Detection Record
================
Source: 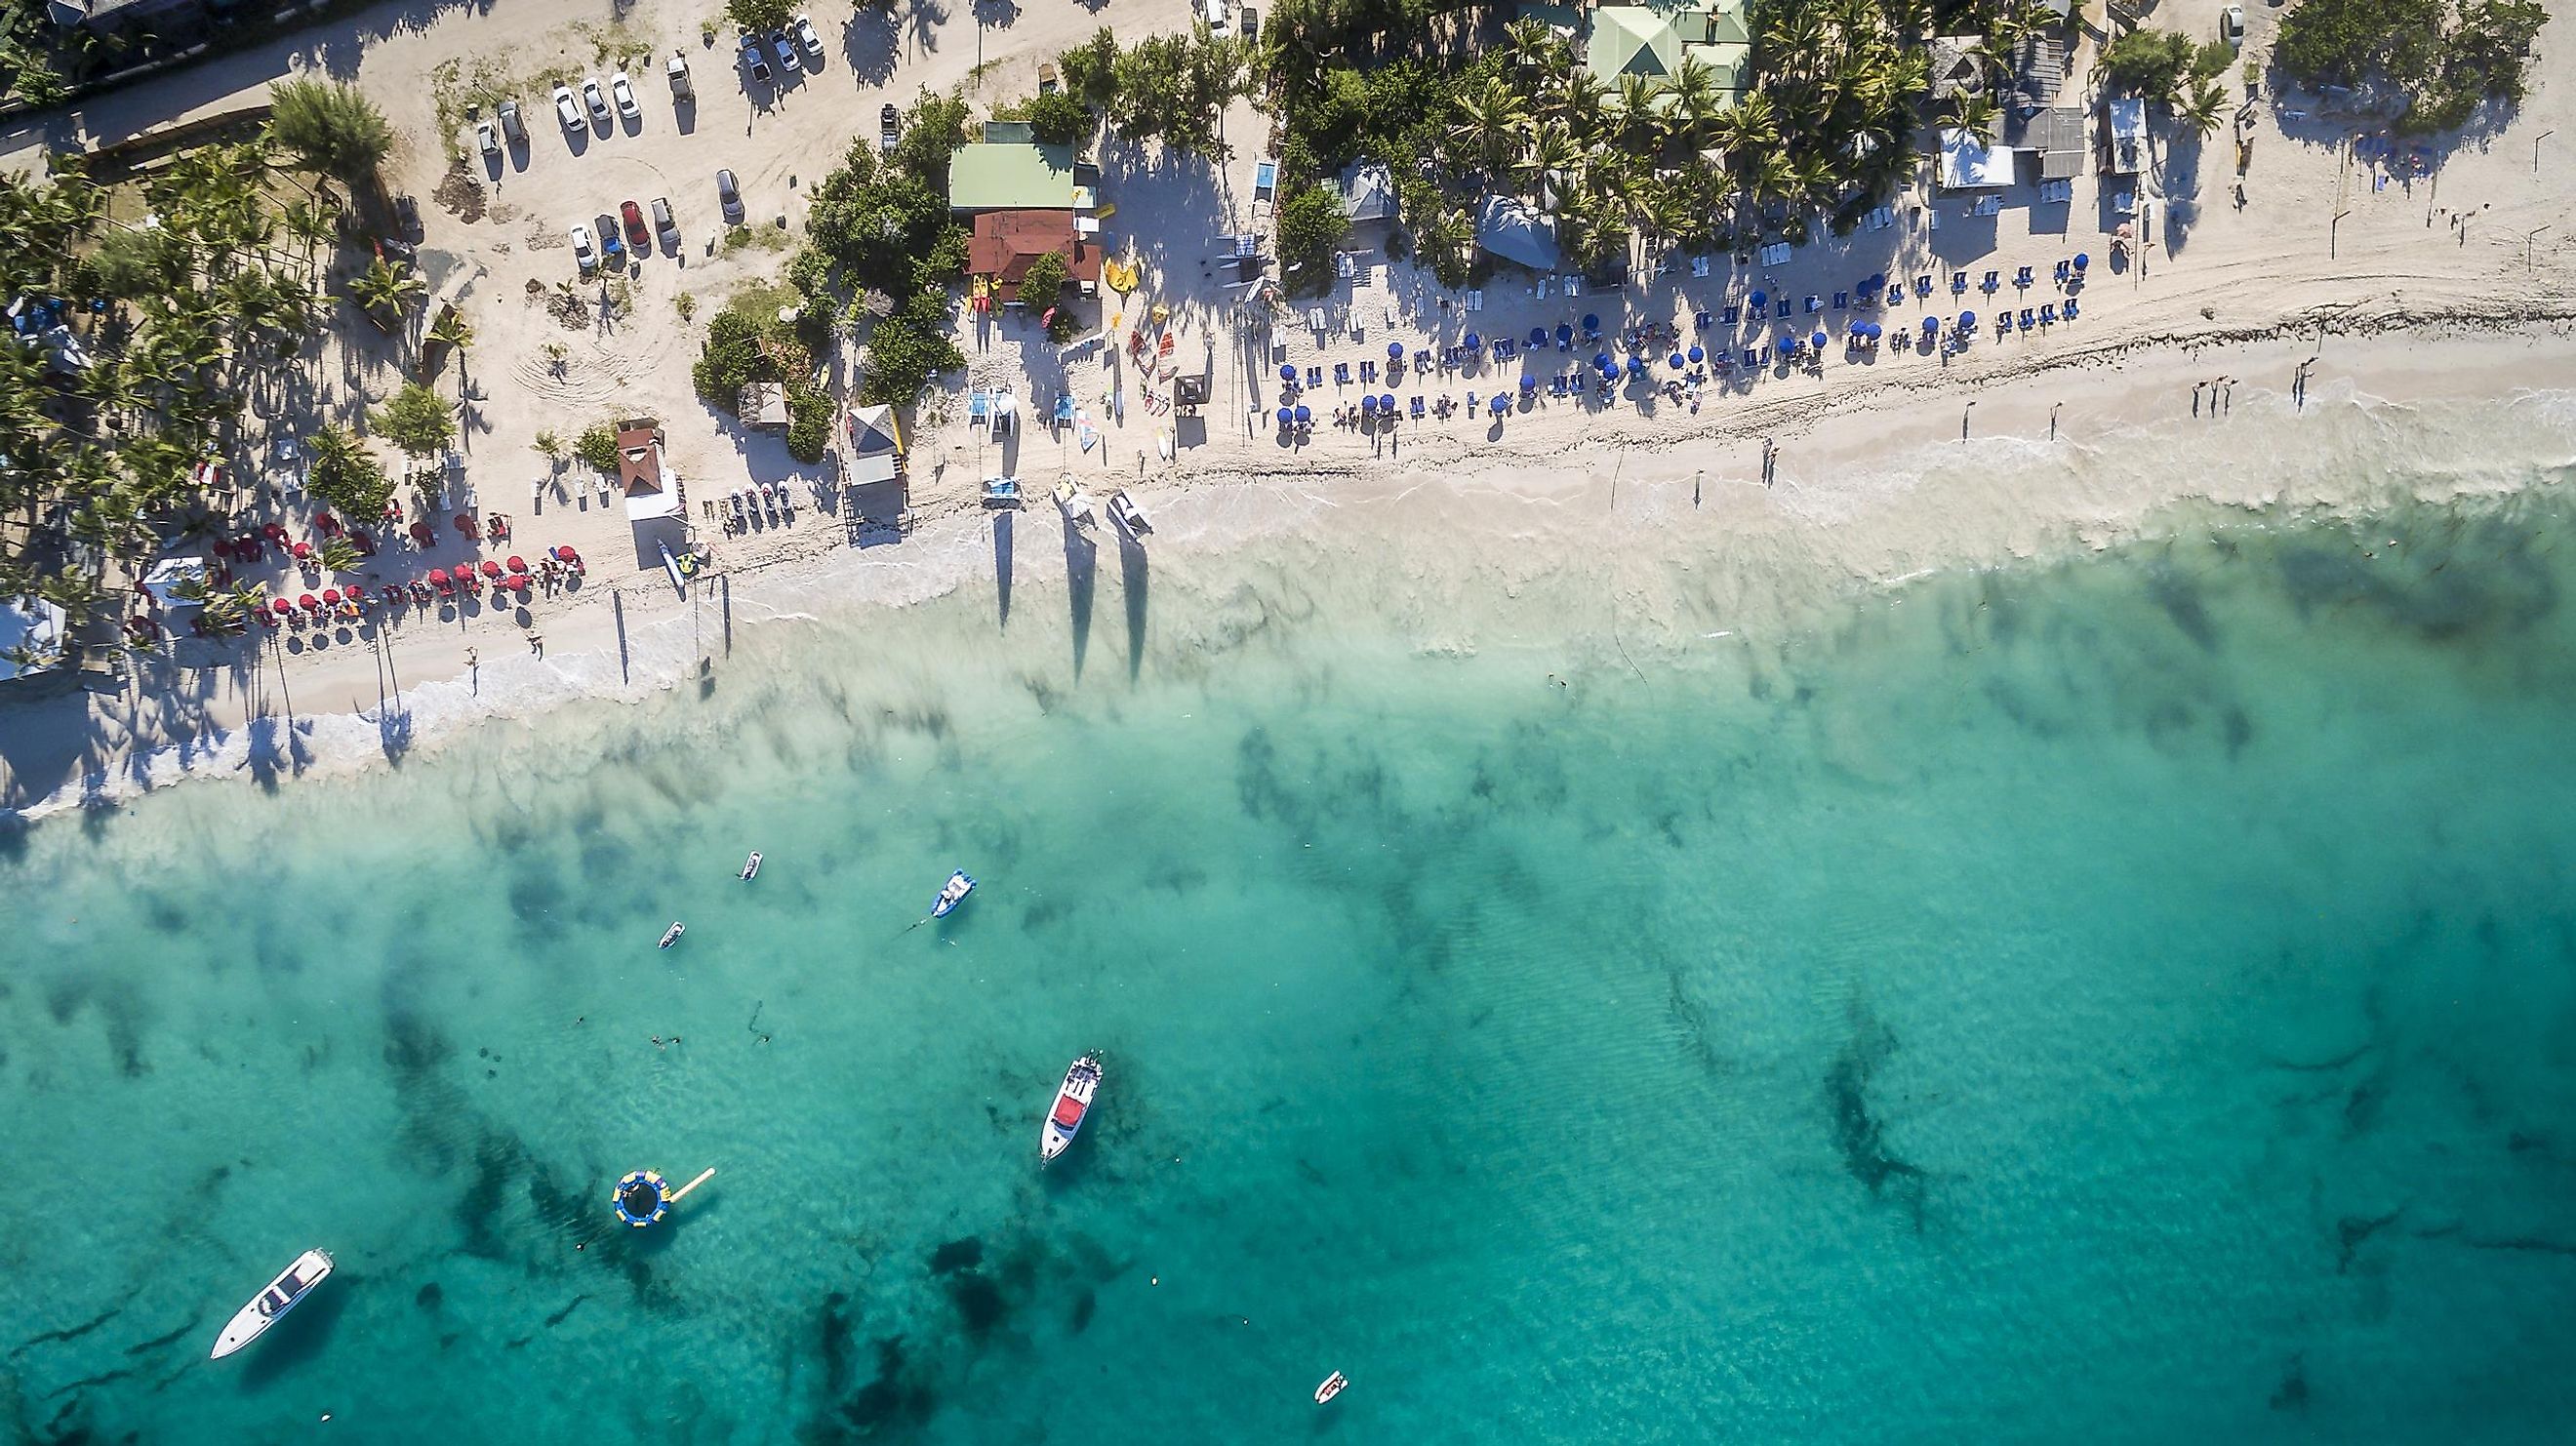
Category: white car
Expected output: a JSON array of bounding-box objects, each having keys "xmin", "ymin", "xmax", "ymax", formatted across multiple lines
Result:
[
  {"xmin": 772, "ymin": 33, "xmax": 799, "ymax": 74},
  {"xmin": 582, "ymin": 77, "xmax": 610, "ymax": 123},
  {"xmin": 2220, "ymin": 4, "xmax": 2245, "ymax": 45},
  {"xmin": 552, "ymin": 84, "xmax": 582, "ymax": 132},
  {"xmin": 570, "ymin": 222, "xmax": 597, "ymax": 272},
  {"xmin": 475, "ymin": 118, "xmax": 499, "ymax": 156},
  {"xmin": 611, "ymin": 71, "xmax": 638, "ymax": 119},
  {"xmin": 1204, "ymin": 0, "xmax": 1230, "ymax": 35},
  {"xmin": 791, "ymin": 14, "xmax": 824, "ymax": 55}
]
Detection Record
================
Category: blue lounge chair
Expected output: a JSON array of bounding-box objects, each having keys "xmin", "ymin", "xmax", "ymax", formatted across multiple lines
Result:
[
  {"xmin": 1914, "ymin": 275, "xmax": 1933, "ymax": 298},
  {"xmin": 1549, "ymin": 375, "xmax": 1569, "ymax": 398},
  {"xmin": 1360, "ymin": 359, "xmax": 1378, "ymax": 383},
  {"xmin": 2054, "ymin": 261, "xmax": 2071, "ymax": 284},
  {"xmin": 1722, "ymin": 304, "xmax": 1741, "ymax": 325},
  {"xmin": 1804, "ymin": 295, "xmax": 1822, "ymax": 312},
  {"xmin": 2015, "ymin": 265, "xmax": 2033, "ymax": 289},
  {"xmin": 2019, "ymin": 308, "xmax": 2033, "ymax": 329},
  {"xmin": 1982, "ymin": 270, "xmax": 2000, "ymax": 294},
  {"xmin": 1775, "ymin": 299, "xmax": 1791, "ymax": 318},
  {"xmin": 1305, "ymin": 366, "xmax": 1322, "ymax": 388},
  {"xmin": 1952, "ymin": 274, "xmax": 1968, "ymax": 296},
  {"xmin": 1831, "ymin": 292, "xmax": 1848, "ymax": 310},
  {"xmin": 1410, "ymin": 395, "xmax": 1427, "ymax": 419},
  {"xmin": 2063, "ymin": 298, "xmax": 2080, "ymax": 320},
  {"xmin": 1414, "ymin": 349, "xmax": 1432, "ymax": 372},
  {"xmin": 1333, "ymin": 362, "xmax": 1351, "ymax": 386},
  {"xmin": 1886, "ymin": 285, "xmax": 1904, "ymax": 306},
  {"xmin": 2040, "ymin": 303, "xmax": 2057, "ymax": 324},
  {"xmin": 968, "ymin": 391, "xmax": 991, "ymax": 427}
]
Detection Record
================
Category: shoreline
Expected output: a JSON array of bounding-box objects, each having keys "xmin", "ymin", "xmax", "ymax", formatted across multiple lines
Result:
[{"xmin": 5, "ymin": 315, "xmax": 2571, "ymax": 825}]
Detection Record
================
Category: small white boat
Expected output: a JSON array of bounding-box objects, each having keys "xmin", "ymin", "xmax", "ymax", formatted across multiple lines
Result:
[
  {"xmin": 930, "ymin": 870, "xmax": 975, "ymax": 919},
  {"xmin": 210, "ymin": 1249, "xmax": 334, "ymax": 1360},
  {"xmin": 658, "ymin": 921, "xmax": 685, "ymax": 949},
  {"xmin": 739, "ymin": 852, "xmax": 761, "ymax": 881},
  {"xmin": 1315, "ymin": 1370, "xmax": 1348, "ymax": 1405},
  {"xmin": 1107, "ymin": 490, "xmax": 1151, "ymax": 539},
  {"xmin": 1053, "ymin": 481, "xmax": 1096, "ymax": 529},
  {"xmin": 1041, "ymin": 1053, "xmax": 1103, "ymax": 1161}
]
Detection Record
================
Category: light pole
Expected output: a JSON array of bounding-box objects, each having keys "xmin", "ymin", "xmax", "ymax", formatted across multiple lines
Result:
[
  {"xmin": 2527, "ymin": 224, "xmax": 2553, "ymax": 269},
  {"xmin": 2538, "ymin": 131, "xmax": 2555, "ymax": 173}
]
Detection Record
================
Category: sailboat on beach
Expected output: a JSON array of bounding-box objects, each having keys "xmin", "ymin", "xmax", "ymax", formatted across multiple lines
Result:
[{"xmin": 1041, "ymin": 1053, "xmax": 1103, "ymax": 1162}]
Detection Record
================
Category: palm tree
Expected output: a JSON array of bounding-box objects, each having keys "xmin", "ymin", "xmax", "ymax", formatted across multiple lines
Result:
[
  {"xmin": 1500, "ymin": 16, "xmax": 1557, "ymax": 74},
  {"xmin": 1446, "ymin": 77, "xmax": 1525, "ymax": 180},
  {"xmin": 279, "ymin": 199, "xmax": 338, "ymax": 283},
  {"xmin": 2177, "ymin": 79, "xmax": 2229, "ymax": 140},
  {"xmin": 1949, "ymin": 93, "xmax": 2003, "ymax": 143},
  {"xmin": 426, "ymin": 307, "xmax": 476, "ymax": 381},
  {"xmin": 347, "ymin": 256, "xmax": 423, "ymax": 331}
]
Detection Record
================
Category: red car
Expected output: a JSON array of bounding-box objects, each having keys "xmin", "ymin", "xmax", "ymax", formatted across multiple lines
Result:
[{"xmin": 620, "ymin": 200, "xmax": 650, "ymax": 251}]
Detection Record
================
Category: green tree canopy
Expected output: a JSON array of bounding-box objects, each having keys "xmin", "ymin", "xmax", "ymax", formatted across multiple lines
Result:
[
  {"xmin": 368, "ymin": 382, "xmax": 456, "ymax": 457},
  {"xmin": 728, "ymin": 0, "xmax": 793, "ymax": 32},
  {"xmin": 1021, "ymin": 91, "xmax": 1094, "ymax": 147},
  {"xmin": 576, "ymin": 423, "xmax": 621, "ymax": 472},
  {"xmin": 1277, "ymin": 186, "xmax": 1350, "ymax": 297},
  {"xmin": 1017, "ymin": 248, "xmax": 1071, "ymax": 303},
  {"xmin": 858, "ymin": 291, "xmax": 963, "ymax": 407},
  {"xmin": 266, "ymin": 78, "xmax": 394, "ymax": 183},
  {"xmin": 306, "ymin": 424, "xmax": 391, "ymax": 519},
  {"xmin": 2276, "ymin": 0, "xmax": 2547, "ymax": 133}
]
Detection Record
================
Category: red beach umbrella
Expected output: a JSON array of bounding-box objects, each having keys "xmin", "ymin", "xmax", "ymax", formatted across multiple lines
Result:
[
  {"xmin": 505, "ymin": 555, "xmax": 526, "ymax": 574},
  {"xmin": 503, "ymin": 573, "xmax": 531, "ymax": 592},
  {"xmin": 479, "ymin": 560, "xmax": 502, "ymax": 579},
  {"xmin": 409, "ymin": 521, "xmax": 434, "ymax": 546},
  {"xmin": 427, "ymin": 567, "xmax": 448, "ymax": 585},
  {"xmin": 314, "ymin": 512, "xmax": 340, "ymax": 536},
  {"xmin": 270, "ymin": 598, "xmax": 293, "ymax": 616},
  {"xmin": 299, "ymin": 593, "xmax": 320, "ymax": 612},
  {"xmin": 322, "ymin": 588, "xmax": 341, "ymax": 605},
  {"xmin": 455, "ymin": 515, "xmax": 479, "ymax": 539},
  {"xmin": 262, "ymin": 523, "xmax": 288, "ymax": 541},
  {"xmin": 291, "ymin": 541, "xmax": 312, "ymax": 559}
]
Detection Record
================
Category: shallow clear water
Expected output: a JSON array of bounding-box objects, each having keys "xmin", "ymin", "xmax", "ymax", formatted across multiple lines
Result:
[{"xmin": 6, "ymin": 456, "xmax": 2576, "ymax": 1442}]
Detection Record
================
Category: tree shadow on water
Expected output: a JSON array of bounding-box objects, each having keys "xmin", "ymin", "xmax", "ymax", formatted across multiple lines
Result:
[
  {"xmin": 1064, "ymin": 521, "xmax": 1096, "ymax": 680},
  {"xmin": 1116, "ymin": 532, "xmax": 1147, "ymax": 682}
]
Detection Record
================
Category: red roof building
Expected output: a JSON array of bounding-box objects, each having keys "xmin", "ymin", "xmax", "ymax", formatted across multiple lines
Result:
[{"xmin": 967, "ymin": 210, "xmax": 1100, "ymax": 303}]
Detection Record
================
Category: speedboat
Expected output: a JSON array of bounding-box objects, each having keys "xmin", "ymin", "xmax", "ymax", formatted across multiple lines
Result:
[
  {"xmin": 930, "ymin": 870, "xmax": 975, "ymax": 919},
  {"xmin": 739, "ymin": 851, "xmax": 761, "ymax": 881},
  {"xmin": 210, "ymin": 1249, "xmax": 334, "ymax": 1360},
  {"xmin": 1107, "ymin": 490, "xmax": 1151, "ymax": 538},
  {"xmin": 1053, "ymin": 481, "xmax": 1096, "ymax": 529},
  {"xmin": 1315, "ymin": 1370, "xmax": 1348, "ymax": 1405},
  {"xmin": 1041, "ymin": 1053, "xmax": 1103, "ymax": 1162},
  {"xmin": 658, "ymin": 921, "xmax": 685, "ymax": 949}
]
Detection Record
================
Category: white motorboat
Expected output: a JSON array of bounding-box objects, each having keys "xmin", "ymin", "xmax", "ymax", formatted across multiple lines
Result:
[
  {"xmin": 1040, "ymin": 1053, "xmax": 1103, "ymax": 1162},
  {"xmin": 1107, "ymin": 490, "xmax": 1151, "ymax": 538},
  {"xmin": 930, "ymin": 870, "xmax": 976, "ymax": 919},
  {"xmin": 1315, "ymin": 1370, "xmax": 1348, "ymax": 1405},
  {"xmin": 210, "ymin": 1249, "xmax": 334, "ymax": 1360},
  {"xmin": 658, "ymin": 921, "xmax": 685, "ymax": 949},
  {"xmin": 739, "ymin": 851, "xmax": 761, "ymax": 881},
  {"xmin": 1053, "ymin": 481, "xmax": 1096, "ymax": 529}
]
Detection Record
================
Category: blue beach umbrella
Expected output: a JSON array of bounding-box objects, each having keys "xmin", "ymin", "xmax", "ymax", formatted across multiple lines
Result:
[
  {"xmin": 1294, "ymin": 404, "xmax": 1311, "ymax": 424},
  {"xmin": 1387, "ymin": 341, "xmax": 1405, "ymax": 361},
  {"xmin": 1811, "ymin": 331, "xmax": 1828, "ymax": 350},
  {"xmin": 1554, "ymin": 323, "xmax": 1573, "ymax": 347},
  {"xmin": 1279, "ymin": 364, "xmax": 1297, "ymax": 382},
  {"xmin": 1528, "ymin": 328, "xmax": 1548, "ymax": 346},
  {"xmin": 1921, "ymin": 316, "xmax": 1940, "ymax": 336},
  {"xmin": 2073, "ymin": 253, "xmax": 2089, "ymax": 271},
  {"xmin": 1582, "ymin": 313, "xmax": 1601, "ymax": 335},
  {"xmin": 1776, "ymin": 339, "xmax": 1795, "ymax": 359},
  {"xmin": 1626, "ymin": 356, "xmax": 1647, "ymax": 377},
  {"xmin": 1463, "ymin": 331, "xmax": 1481, "ymax": 350},
  {"xmin": 1687, "ymin": 344, "xmax": 1705, "ymax": 363},
  {"xmin": 1359, "ymin": 394, "xmax": 1377, "ymax": 413},
  {"xmin": 1958, "ymin": 311, "xmax": 1977, "ymax": 329},
  {"xmin": 1669, "ymin": 352, "xmax": 1686, "ymax": 370},
  {"xmin": 1749, "ymin": 290, "xmax": 1767, "ymax": 310},
  {"xmin": 1490, "ymin": 394, "xmax": 1509, "ymax": 415},
  {"xmin": 1519, "ymin": 373, "xmax": 1539, "ymax": 391},
  {"xmin": 1276, "ymin": 406, "xmax": 1294, "ymax": 425},
  {"xmin": 1379, "ymin": 393, "xmax": 1395, "ymax": 412},
  {"xmin": 1592, "ymin": 352, "xmax": 1612, "ymax": 371}
]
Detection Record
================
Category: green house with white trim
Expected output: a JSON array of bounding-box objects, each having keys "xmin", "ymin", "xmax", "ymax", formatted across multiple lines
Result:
[{"xmin": 1519, "ymin": 0, "xmax": 1753, "ymax": 98}]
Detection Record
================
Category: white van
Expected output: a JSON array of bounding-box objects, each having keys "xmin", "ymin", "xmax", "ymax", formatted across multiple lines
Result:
[
  {"xmin": 1204, "ymin": 0, "xmax": 1230, "ymax": 35},
  {"xmin": 666, "ymin": 52, "xmax": 693, "ymax": 101}
]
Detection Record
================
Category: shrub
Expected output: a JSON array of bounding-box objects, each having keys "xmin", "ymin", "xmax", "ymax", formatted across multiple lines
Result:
[
  {"xmin": 1017, "ymin": 248, "xmax": 1070, "ymax": 304},
  {"xmin": 306, "ymin": 424, "xmax": 391, "ymax": 520},
  {"xmin": 858, "ymin": 291, "xmax": 964, "ymax": 406},
  {"xmin": 1022, "ymin": 91, "xmax": 1094, "ymax": 146},
  {"xmin": 1277, "ymin": 185, "xmax": 1350, "ymax": 298},
  {"xmin": 692, "ymin": 310, "xmax": 768, "ymax": 413},
  {"xmin": 367, "ymin": 382, "xmax": 456, "ymax": 457},
  {"xmin": 2101, "ymin": 30, "xmax": 2198, "ymax": 101},
  {"xmin": 785, "ymin": 383, "xmax": 832, "ymax": 463},
  {"xmin": 575, "ymin": 422, "xmax": 621, "ymax": 473},
  {"xmin": 267, "ymin": 78, "xmax": 393, "ymax": 182}
]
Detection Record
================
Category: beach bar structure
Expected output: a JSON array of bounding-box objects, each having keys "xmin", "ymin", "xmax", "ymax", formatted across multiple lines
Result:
[
  {"xmin": 967, "ymin": 210, "xmax": 1102, "ymax": 303},
  {"xmin": 948, "ymin": 123, "xmax": 1101, "ymax": 223},
  {"xmin": 844, "ymin": 404, "xmax": 905, "ymax": 487},
  {"xmin": 617, "ymin": 420, "xmax": 687, "ymax": 570}
]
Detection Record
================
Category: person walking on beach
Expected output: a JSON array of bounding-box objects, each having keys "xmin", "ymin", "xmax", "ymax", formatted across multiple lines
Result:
[{"xmin": 464, "ymin": 646, "xmax": 477, "ymax": 669}]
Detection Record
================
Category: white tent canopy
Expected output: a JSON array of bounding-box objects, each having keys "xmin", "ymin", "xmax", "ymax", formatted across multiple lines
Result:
[{"xmin": 1938, "ymin": 128, "xmax": 2016, "ymax": 190}]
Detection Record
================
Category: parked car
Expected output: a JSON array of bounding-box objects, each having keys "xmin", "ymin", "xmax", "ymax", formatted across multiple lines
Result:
[
  {"xmin": 740, "ymin": 34, "xmax": 771, "ymax": 85},
  {"xmin": 1204, "ymin": 0, "xmax": 1230, "ymax": 36},
  {"xmin": 582, "ymin": 77, "xmax": 610, "ymax": 122},
  {"xmin": 879, "ymin": 101, "xmax": 900, "ymax": 154},
  {"xmin": 1240, "ymin": 5, "xmax": 1258, "ymax": 41},
  {"xmin": 620, "ymin": 200, "xmax": 650, "ymax": 250},
  {"xmin": 570, "ymin": 222, "xmax": 597, "ymax": 271},
  {"xmin": 2220, "ymin": 4, "xmax": 2245, "ymax": 45},
  {"xmin": 650, "ymin": 196, "xmax": 678, "ymax": 249},
  {"xmin": 497, "ymin": 99, "xmax": 525, "ymax": 145},
  {"xmin": 392, "ymin": 194, "xmax": 421, "ymax": 238},
  {"xmin": 594, "ymin": 213, "xmax": 625, "ymax": 262},
  {"xmin": 611, "ymin": 72, "xmax": 638, "ymax": 120},
  {"xmin": 716, "ymin": 168, "xmax": 745, "ymax": 224},
  {"xmin": 772, "ymin": 33, "xmax": 799, "ymax": 75},
  {"xmin": 475, "ymin": 119, "xmax": 499, "ymax": 156},
  {"xmin": 791, "ymin": 13, "xmax": 824, "ymax": 55},
  {"xmin": 666, "ymin": 52, "xmax": 693, "ymax": 101},
  {"xmin": 552, "ymin": 84, "xmax": 582, "ymax": 132}
]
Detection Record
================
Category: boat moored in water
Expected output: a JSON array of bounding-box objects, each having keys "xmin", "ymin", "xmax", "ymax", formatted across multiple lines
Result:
[
  {"xmin": 1315, "ymin": 1371, "xmax": 1348, "ymax": 1405},
  {"xmin": 210, "ymin": 1249, "xmax": 334, "ymax": 1360},
  {"xmin": 930, "ymin": 870, "xmax": 976, "ymax": 919},
  {"xmin": 1041, "ymin": 1053, "xmax": 1103, "ymax": 1162},
  {"xmin": 740, "ymin": 852, "xmax": 761, "ymax": 881},
  {"xmin": 658, "ymin": 921, "xmax": 686, "ymax": 948}
]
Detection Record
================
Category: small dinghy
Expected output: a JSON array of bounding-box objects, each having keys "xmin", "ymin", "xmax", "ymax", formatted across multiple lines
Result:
[
  {"xmin": 1107, "ymin": 490, "xmax": 1151, "ymax": 539},
  {"xmin": 1315, "ymin": 1371, "xmax": 1348, "ymax": 1405},
  {"xmin": 1041, "ymin": 1053, "xmax": 1103, "ymax": 1162},
  {"xmin": 211, "ymin": 1249, "xmax": 334, "ymax": 1360},
  {"xmin": 930, "ymin": 870, "xmax": 976, "ymax": 919},
  {"xmin": 739, "ymin": 852, "xmax": 761, "ymax": 881},
  {"xmin": 658, "ymin": 921, "xmax": 686, "ymax": 949}
]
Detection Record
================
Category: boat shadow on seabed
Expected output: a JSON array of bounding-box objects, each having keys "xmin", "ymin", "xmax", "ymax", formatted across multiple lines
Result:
[{"xmin": 235, "ymin": 1272, "xmax": 352, "ymax": 1392}]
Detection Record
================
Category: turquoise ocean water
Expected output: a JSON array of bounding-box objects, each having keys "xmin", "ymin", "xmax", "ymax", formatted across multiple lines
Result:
[{"xmin": 6, "ymin": 420, "xmax": 2576, "ymax": 1442}]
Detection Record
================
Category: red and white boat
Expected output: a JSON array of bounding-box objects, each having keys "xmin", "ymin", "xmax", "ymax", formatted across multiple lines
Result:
[
  {"xmin": 1040, "ymin": 1053, "xmax": 1103, "ymax": 1162},
  {"xmin": 1315, "ymin": 1370, "xmax": 1348, "ymax": 1405}
]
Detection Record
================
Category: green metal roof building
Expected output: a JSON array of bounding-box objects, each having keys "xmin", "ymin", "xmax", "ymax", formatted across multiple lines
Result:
[
  {"xmin": 947, "ymin": 137, "xmax": 1086, "ymax": 215},
  {"xmin": 1519, "ymin": 0, "xmax": 1753, "ymax": 97}
]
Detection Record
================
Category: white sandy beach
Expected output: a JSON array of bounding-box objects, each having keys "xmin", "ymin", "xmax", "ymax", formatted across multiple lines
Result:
[{"xmin": 2, "ymin": 0, "xmax": 2572, "ymax": 816}]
